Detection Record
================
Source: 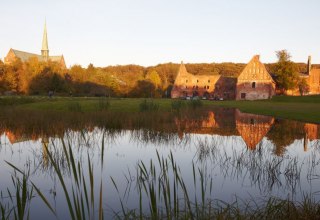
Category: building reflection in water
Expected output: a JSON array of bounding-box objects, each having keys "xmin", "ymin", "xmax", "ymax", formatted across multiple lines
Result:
[
  {"xmin": 1, "ymin": 109, "xmax": 319, "ymax": 157},
  {"xmin": 235, "ymin": 109, "xmax": 274, "ymax": 150}
]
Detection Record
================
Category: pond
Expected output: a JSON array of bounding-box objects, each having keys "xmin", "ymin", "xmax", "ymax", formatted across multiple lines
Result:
[{"xmin": 0, "ymin": 108, "xmax": 319, "ymax": 219}]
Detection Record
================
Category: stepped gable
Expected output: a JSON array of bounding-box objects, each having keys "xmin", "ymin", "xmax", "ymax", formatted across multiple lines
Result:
[
  {"xmin": 235, "ymin": 110, "xmax": 274, "ymax": 150},
  {"xmin": 236, "ymin": 55, "xmax": 276, "ymax": 100},
  {"xmin": 237, "ymin": 55, "xmax": 273, "ymax": 82}
]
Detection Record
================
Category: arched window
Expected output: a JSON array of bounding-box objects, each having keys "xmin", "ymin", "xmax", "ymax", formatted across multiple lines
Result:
[{"xmin": 252, "ymin": 82, "xmax": 256, "ymax": 88}]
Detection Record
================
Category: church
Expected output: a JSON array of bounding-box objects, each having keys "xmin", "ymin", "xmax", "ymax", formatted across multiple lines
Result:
[{"xmin": 4, "ymin": 22, "xmax": 66, "ymax": 68}]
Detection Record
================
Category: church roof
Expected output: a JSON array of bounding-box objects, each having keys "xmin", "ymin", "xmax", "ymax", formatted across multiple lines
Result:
[{"xmin": 10, "ymin": 49, "xmax": 64, "ymax": 63}]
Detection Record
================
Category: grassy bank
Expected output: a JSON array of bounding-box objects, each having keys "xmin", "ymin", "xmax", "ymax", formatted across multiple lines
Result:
[
  {"xmin": 0, "ymin": 95, "xmax": 319, "ymax": 123},
  {"xmin": 205, "ymin": 95, "xmax": 320, "ymax": 123}
]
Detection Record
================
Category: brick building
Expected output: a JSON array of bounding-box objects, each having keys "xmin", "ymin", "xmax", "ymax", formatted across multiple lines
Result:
[
  {"xmin": 4, "ymin": 22, "xmax": 66, "ymax": 68},
  {"xmin": 235, "ymin": 55, "xmax": 275, "ymax": 100},
  {"xmin": 171, "ymin": 55, "xmax": 275, "ymax": 100},
  {"xmin": 303, "ymin": 56, "xmax": 320, "ymax": 95},
  {"xmin": 171, "ymin": 62, "xmax": 236, "ymax": 99}
]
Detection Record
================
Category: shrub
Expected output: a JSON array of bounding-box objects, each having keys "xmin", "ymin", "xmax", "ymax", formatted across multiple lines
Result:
[
  {"xmin": 67, "ymin": 102, "xmax": 82, "ymax": 112},
  {"xmin": 97, "ymin": 98, "xmax": 110, "ymax": 111},
  {"xmin": 139, "ymin": 99, "xmax": 159, "ymax": 112},
  {"xmin": 187, "ymin": 99, "xmax": 203, "ymax": 109},
  {"xmin": 171, "ymin": 100, "xmax": 185, "ymax": 111}
]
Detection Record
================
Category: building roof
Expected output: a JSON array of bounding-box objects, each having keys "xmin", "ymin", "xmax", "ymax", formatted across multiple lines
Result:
[
  {"xmin": 10, "ymin": 49, "xmax": 64, "ymax": 63},
  {"xmin": 237, "ymin": 55, "xmax": 274, "ymax": 82}
]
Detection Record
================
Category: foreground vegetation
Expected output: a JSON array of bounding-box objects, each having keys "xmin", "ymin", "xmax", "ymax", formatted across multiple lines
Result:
[
  {"xmin": 1, "ymin": 143, "xmax": 320, "ymax": 220},
  {"xmin": 0, "ymin": 95, "xmax": 319, "ymax": 123}
]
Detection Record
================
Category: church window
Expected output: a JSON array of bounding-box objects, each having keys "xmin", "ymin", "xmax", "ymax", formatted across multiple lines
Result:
[{"xmin": 252, "ymin": 82, "xmax": 256, "ymax": 88}]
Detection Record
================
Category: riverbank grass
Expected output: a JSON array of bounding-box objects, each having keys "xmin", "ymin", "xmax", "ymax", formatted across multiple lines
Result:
[{"xmin": 0, "ymin": 95, "xmax": 319, "ymax": 123}]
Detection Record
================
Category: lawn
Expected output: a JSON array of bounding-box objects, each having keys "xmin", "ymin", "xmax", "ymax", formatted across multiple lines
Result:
[{"xmin": 0, "ymin": 95, "xmax": 319, "ymax": 123}]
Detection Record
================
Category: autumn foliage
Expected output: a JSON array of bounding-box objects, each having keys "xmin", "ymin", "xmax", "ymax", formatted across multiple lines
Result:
[{"xmin": 0, "ymin": 55, "xmax": 315, "ymax": 97}]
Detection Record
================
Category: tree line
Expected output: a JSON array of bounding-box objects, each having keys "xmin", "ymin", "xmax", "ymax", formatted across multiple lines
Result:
[{"xmin": 0, "ymin": 51, "xmax": 316, "ymax": 97}]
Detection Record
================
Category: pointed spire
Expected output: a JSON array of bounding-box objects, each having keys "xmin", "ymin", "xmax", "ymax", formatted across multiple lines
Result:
[
  {"xmin": 307, "ymin": 56, "xmax": 312, "ymax": 75},
  {"xmin": 41, "ymin": 21, "xmax": 49, "ymax": 60}
]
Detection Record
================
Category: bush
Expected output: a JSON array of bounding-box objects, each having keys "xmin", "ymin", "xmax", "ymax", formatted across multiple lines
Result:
[
  {"xmin": 67, "ymin": 102, "xmax": 82, "ymax": 112},
  {"xmin": 0, "ymin": 96, "xmax": 36, "ymax": 106},
  {"xmin": 139, "ymin": 99, "xmax": 159, "ymax": 112},
  {"xmin": 171, "ymin": 100, "xmax": 185, "ymax": 111},
  {"xmin": 97, "ymin": 98, "xmax": 110, "ymax": 111},
  {"xmin": 187, "ymin": 99, "xmax": 203, "ymax": 109}
]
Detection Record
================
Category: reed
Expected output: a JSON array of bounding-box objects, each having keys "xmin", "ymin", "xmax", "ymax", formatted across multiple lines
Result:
[
  {"xmin": 1, "ymin": 129, "xmax": 320, "ymax": 219},
  {"xmin": 0, "ymin": 162, "xmax": 34, "ymax": 220}
]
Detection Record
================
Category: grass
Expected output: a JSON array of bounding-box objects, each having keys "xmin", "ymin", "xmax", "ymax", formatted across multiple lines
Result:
[{"xmin": 0, "ymin": 95, "xmax": 319, "ymax": 123}]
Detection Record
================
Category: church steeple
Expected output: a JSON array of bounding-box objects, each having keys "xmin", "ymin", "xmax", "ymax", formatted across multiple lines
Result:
[{"xmin": 41, "ymin": 21, "xmax": 49, "ymax": 61}]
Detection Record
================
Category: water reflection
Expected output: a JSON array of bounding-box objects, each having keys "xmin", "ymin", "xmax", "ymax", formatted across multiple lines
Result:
[
  {"xmin": 1, "ymin": 108, "xmax": 319, "ymax": 155},
  {"xmin": 0, "ymin": 108, "xmax": 319, "ymax": 219},
  {"xmin": 235, "ymin": 110, "xmax": 275, "ymax": 150}
]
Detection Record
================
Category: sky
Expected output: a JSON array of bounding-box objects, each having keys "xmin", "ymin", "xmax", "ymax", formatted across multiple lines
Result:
[{"xmin": 0, "ymin": 0, "xmax": 320, "ymax": 67}]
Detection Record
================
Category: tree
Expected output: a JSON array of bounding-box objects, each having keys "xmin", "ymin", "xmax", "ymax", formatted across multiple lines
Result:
[
  {"xmin": 146, "ymin": 70, "xmax": 161, "ymax": 88},
  {"xmin": 298, "ymin": 78, "xmax": 310, "ymax": 96},
  {"xmin": 273, "ymin": 50, "xmax": 300, "ymax": 93}
]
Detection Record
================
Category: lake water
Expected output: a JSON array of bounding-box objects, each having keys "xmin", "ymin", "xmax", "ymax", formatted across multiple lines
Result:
[{"xmin": 0, "ymin": 108, "xmax": 319, "ymax": 219}]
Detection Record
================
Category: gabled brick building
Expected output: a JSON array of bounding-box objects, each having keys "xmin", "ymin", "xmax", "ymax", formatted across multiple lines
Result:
[
  {"xmin": 171, "ymin": 55, "xmax": 275, "ymax": 100},
  {"xmin": 236, "ymin": 55, "xmax": 275, "ymax": 100},
  {"xmin": 171, "ymin": 62, "xmax": 236, "ymax": 99}
]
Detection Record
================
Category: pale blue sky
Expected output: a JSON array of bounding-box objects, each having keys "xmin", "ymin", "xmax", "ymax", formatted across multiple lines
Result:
[{"xmin": 0, "ymin": 0, "xmax": 319, "ymax": 67}]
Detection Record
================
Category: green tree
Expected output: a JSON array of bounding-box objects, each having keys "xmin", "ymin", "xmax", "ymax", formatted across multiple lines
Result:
[
  {"xmin": 146, "ymin": 70, "xmax": 161, "ymax": 88},
  {"xmin": 298, "ymin": 78, "xmax": 310, "ymax": 96},
  {"xmin": 274, "ymin": 50, "xmax": 299, "ymax": 93}
]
